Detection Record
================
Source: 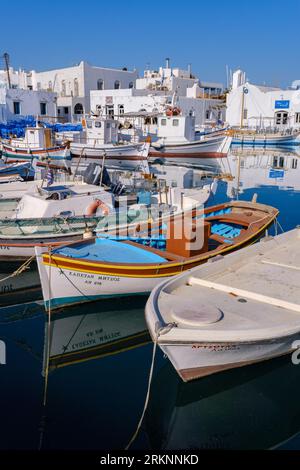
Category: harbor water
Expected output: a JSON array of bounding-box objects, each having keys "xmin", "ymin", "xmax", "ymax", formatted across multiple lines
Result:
[{"xmin": 1, "ymin": 147, "xmax": 300, "ymax": 450}]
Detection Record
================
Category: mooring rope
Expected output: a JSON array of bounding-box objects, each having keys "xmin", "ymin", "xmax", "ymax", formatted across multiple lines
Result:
[
  {"xmin": 38, "ymin": 246, "xmax": 52, "ymax": 450},
  {"xmin": 0, "ymin": 255, "xmax": 35, "ymax": 283},
  {"xmin": 125, "ymin": 322, "xmax": 176, "ymax": 450}
]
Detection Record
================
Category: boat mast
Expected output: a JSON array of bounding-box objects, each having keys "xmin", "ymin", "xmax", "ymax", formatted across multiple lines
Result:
[
  {"xmin": 240, "ymin": 86, "xmax": 248, "ymax": 129},
  {"xmin": 240, "ymin": 88, "xmax": 245, "ymax": 128}
]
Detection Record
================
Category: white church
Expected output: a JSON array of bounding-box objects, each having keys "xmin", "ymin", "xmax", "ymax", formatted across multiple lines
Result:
[{"xmin": 226, "ymin": 69, "xmax": 300, "ymax": 129}]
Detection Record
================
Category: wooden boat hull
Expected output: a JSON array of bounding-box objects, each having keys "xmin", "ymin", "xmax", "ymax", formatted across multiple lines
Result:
[
  {"xmin": 35, "ymin": 201, "xmax": 278, "ymax": 310},
  {"xmin": 145, "ymin": 228, "xmax": 299, "ymax": 382},
  {"xmin": 149, "ymin": 135, "xmax": 230, "ymax": 169},
  {"xmin": 158, "ymin": 336, "xmax": 300, "ymax": 382},
  {"xmin": 70, "ymin": 142, "xmax": 149, "ymax": 170},
  {"xmin": 232, "ymin": 133, "xmax": 300, "ymax": 146},
  {"xmin": 2, "ymin": 144, "xmax": 71, "ymax": 162}
]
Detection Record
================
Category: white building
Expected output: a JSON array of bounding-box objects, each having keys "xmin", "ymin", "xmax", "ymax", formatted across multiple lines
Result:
[
  {"xmin": 31, "ymin": 61, "xmax": 138, "ymax": 121},
  {"xmin": 90, "ymin": 62, "xmax": 225, "ymax": 130},
  {"xmin": 226, "ymin": 69, "xmax": 300, "ymax": 129},
  {"xmin": 0, "ymin": 68, "xmax": 57, "ymax": 123},
  {"xmin": 0, "ymin": 66, "xmax": 33, "ymax": 90}
]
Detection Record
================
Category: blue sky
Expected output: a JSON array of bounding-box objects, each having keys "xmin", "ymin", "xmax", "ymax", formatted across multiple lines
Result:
[{"xmin": 1, "ymin": 0, "xmax": 299, "ymax": 88}]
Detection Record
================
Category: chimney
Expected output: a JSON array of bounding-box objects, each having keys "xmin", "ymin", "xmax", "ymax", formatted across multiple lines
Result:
[
  {"xmin": 188, "ymin": 63, "xmax": 192, "ymax": 77},
  {"xmin": 165, "ymin": 57, "xmax": 170, "ymax": 69}
]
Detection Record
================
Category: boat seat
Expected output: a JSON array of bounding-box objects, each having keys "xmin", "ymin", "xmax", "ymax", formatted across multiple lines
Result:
[
  {"xmin": 205, "ymin": 212, "xmax": 260, "ymax": 227},
  {"xmin": 209, "ymin": 233, "xmax": 233, "ymax": 245}
]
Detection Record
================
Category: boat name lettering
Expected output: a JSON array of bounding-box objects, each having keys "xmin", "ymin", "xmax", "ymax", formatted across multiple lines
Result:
[
  {"xmin": 72, "ymin": 338, "xmax": 97, "ymax": 350},
  {"xmin": 0, "ymin": 284, "xmax": 13, "ymax": 294},
  {"xmin": 192, "ymin": 344, "xmax": 240, "ymax": 351},
  {"xmin": 98, "ymin": 275, "xmax": 120, "ymax": 282},
  {"xmin": 68, "ymin": 272, "xmax": 94, "ymax": 279},
  {"xmin": 0, "ymin": 246, "xmax": 10, "ymax": 250}
]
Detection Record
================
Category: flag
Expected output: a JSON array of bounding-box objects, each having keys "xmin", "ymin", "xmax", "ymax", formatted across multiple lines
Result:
[{"xmin": 46, "ymin": 168, "xmax": 54, "ymax": 186}]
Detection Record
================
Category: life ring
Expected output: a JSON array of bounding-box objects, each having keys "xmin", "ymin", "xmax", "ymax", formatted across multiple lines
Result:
[{"xmin": 85, "ymin": 199, "xmax": 110, "ymax": 216}]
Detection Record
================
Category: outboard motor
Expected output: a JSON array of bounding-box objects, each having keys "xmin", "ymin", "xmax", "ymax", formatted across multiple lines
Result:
[{"xmin": 83, "ymin": 162, "xmax": 111, "ymax": 187}]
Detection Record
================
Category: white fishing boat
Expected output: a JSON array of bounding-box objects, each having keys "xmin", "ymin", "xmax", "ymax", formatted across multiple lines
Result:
[
  {"xmin": 0, "ymin": 167, "xmax": 215, "ymax": 261},
  {"xmin": 145, "ymin": 227, "xmax": 300, "ymax": 381},
  {"xmin": 149, "ymin": 110, "xmax": 231, "ymax": 169},
  {"xmin": 2, "ymin": 125, "xmax": 71, "ymax": 163},
  {"xmin": 231, "ymin": 129, "xmax": 300, "ymax": 146},
  {"xmin": 70, "ymin": 117, "xmax": 150, "ymax": 170}
]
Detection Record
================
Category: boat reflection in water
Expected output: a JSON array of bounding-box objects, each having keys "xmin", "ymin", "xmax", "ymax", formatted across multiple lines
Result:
[
  {"xmin": 146, "ymin": 355, "xmax": 300, "ymax": 450},
  {"xmin": 43, "ymin": 296, "xmax": 150, "ymax": 372}
]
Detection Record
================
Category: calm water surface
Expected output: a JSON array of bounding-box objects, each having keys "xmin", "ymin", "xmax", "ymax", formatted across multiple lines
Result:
[{"xmin": 1, "ymin": 147, "xmax": 300, "ymax": 450}]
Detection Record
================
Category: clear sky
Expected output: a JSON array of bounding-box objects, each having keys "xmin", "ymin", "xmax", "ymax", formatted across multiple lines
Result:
[{"xmin": 1, "ymin": 0, "xmax": 299, "ymax": 88}]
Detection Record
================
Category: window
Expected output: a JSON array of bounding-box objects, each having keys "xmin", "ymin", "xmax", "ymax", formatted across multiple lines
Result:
[
  {"xmin": 48, "ymin": 81, "xmax": 52, "ymax": 91},
  {"xmin": 95, "ymin": 121, "xmax": 102, "ymax": 128},
  {"xmin": 61, "ymin": 80, "xmax": 66, "ymax": 97},
  {"xmin": 295, "ymin": 113, "xmax": 300, "ymax": 123},
  {"xmin": 273, "ymin": 156, "xmax": 285, "ymax": 168},
  {"xmin": 97, "ymin": 79, "xmax": 104, "ymax": 90},
  {"xmin": 114, "ymin": 80, "xmax": 120, "ymax": 90},
  {"xmin": 74, "ymin": 78, "xmax": 79, "ymax": 97},
  {"xmin": 275, "ymin": 111, "xmax": 288, "ymax": 125},
  {"xmin": 106, "ymin": 105, "xmax": 114, "ymax": 118},
  {"xmin": 172, "ymin": 119, "xmax": 179, "ymax": 126},
  {"xmin": 74, "ymin": 103, "xmax": 84, "ymax": 114},
  {"xmin": 161, "ymin": 118, "xmax": 167, "ymax": 126},
  {"xmin": 86, "ymin": 120, "xmax": 93, "ymax": 129},
  {"xmin": 243, "ymin": 108, "xmax": 248, "ymax": 120},
  {"xmin": 205, "ymin": 110, "xmax": 211, "ymax": 120},
  {"xmin": 40, "ymin": 102, "xmax": 47, "ymax": 115},
  {"xmin": 106, "ymin": 123, "xmax": 111, "ymax": 128},
  {"xmin": 64, "ymin": 107, "xmax": 69, "ymax": 115},
  {"xmin": 129, "ymin": 81, "xmax": 134, "ymax": 89},
  {"xmin": 292, "ymin": 158, "xmax": 298, "ymax": 169},
  {"xmin": 13, "ymin": 101, "xmax": 20, "ymax": 115},
  {"xmin": 118, "ymin": 104, "xmax": 124, "ymax": 116}
]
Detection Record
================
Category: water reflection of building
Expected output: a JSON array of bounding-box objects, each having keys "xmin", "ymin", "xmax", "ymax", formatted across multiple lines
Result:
[
  {"xmin": 146, "ymin": 356, "xmax": 300, "ymax": 450},
  {"xmin": 226, "ymin": 148, "xmax": 300, "ymax": 198},
  {"xmin": 43, "ymin": 297, "xmax": 150, "ymax": 372}
]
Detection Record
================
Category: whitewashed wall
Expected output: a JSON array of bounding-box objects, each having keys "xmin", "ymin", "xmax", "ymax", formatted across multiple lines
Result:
[
  {"xmin": 2, "ymin": 89, "xmax": 57, "ymax": 122},
  {"xmin": 226, "ymin": 82, "xmax": 300, "ymax": 128}
]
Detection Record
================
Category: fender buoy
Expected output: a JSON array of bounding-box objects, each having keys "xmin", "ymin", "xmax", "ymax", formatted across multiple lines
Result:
[
  {"xmin": 85, "ymin": 199, "xmax": 110, "ymax": 216},
  {"xmin": 166, "ymin": 106, "xmax": 181, "ymax": 117}
]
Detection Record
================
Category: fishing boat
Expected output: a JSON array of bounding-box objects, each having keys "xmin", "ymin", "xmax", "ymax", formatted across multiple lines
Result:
[
  {"xmin": 70, "ymin": 117, "xmax": 150, "ymax": 171},
  {"xmin": 35, "ymin": 199, "xmax": 278, "ymax": 309},
  {"xmin": 231, "ymin": 129, "xmax": 300, "ymax": 146},
  {"xmin": 149, "ymin": 110, "xmax": 232, "ymax": 169},
  {"xmin": 0, "ymin": 171, "xmax": 214, "ymax": 261},
  {"xmin": 2, "ymin": 125, "xmax": 71, "ymax": 163},
  {"xmin": 0, "ymin": 160, "xmax": 34, "ymax": 181},
  {"xmin": 145, "ymin": 227, "xmax": 299, "ymax": 382}
]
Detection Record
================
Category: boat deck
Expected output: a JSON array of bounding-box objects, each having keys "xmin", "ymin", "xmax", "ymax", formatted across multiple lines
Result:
[{"xmin": 158, "ymin": 230, "xmax": 300, "ymax": 342}]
